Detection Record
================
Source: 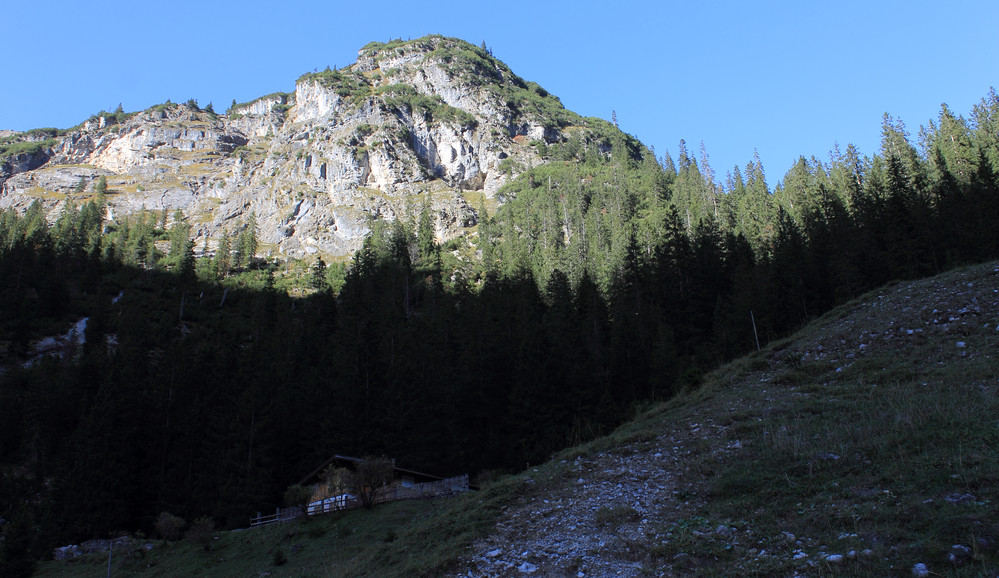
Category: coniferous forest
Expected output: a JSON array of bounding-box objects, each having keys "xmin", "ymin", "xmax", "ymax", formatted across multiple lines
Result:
[{"xmin": 1, "ymin": 88, "xmax": 998, "ymax": 570}]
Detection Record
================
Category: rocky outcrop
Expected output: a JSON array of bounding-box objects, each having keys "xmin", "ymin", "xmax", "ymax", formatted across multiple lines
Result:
[
  {"xmin": 293, "ymin": 81, "xmax": 348, "ymax": 124},
  {"xmin": 53, "ymin": 535, "xmax": 150, "ymax": 561},
  {"xmin": 0, "ymin": 148, "xmax": 51, "ymax": 185},
  {"xmin": 231, "ymin": 93, "xmax": 290, "ymax": 117},
  {"xmin": 228, "ymin": 95, "xmax": 288, "ymax": 139},
  {"xmin": 0, "ymin": 35, "xmax": 578, "ymax": 259}
]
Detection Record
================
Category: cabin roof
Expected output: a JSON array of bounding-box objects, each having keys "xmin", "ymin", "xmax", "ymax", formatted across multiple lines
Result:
[{"xmin": 295, "ymin": 454, "xmax": 445, "ymax": 487}]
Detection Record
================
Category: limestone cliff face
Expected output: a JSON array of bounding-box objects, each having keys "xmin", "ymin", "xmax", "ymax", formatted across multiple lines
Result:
[{"xmin": 0, "ymin": 35, "xmax": 577, "ymax": 259}]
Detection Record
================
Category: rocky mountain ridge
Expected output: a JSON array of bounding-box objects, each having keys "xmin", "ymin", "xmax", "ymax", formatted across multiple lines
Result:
[{"xmin": 0, "ymin": 36, "xmax": 585, "ymax": 259}]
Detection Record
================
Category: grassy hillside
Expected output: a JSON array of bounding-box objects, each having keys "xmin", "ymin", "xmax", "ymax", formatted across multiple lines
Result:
[{"xmin": 34, "ymin": 261, "xmax": 999, "ymax": 577}]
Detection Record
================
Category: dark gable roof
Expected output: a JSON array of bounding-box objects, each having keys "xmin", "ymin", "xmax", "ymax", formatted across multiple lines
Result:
[{"xmin": 295, "ymin": 454, "xmax": 445, "ymax": 487}]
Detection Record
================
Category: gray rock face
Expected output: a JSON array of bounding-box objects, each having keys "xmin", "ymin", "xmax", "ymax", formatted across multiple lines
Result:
[
  {"xmin": 0, "ymin": 148, "xmax": 51, "ymax": 182},
  {"xmin": 1, "ymin": 36, "xmax": 565, "ymax": 260}
]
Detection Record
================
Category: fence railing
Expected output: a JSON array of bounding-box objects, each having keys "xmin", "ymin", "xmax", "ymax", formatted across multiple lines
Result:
[
  {"xmin": 373, "ymin": 474, "xmax": 469, "ymax": 505},
  {"xmin": 250, "ymin": 506, "xmax": 300, "ymax": 527},
  {"xmin": 250, "ymin": 474, "xmax": 470, "ymax": 527}
]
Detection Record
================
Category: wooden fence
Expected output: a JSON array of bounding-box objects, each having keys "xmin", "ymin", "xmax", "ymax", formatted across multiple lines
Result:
[
  {"xmin": 250, "ymin": 506, "xmax": 301, "ymax": 528},
  {"xmin": 250, "ymin": 474, "xmax": 470, "ymax": 527},
  {"xmin": 375, "ymin": 474, "xmax": 469, "ymax": 505}
]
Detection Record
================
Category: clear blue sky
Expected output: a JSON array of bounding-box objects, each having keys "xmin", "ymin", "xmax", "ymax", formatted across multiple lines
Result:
[{"xmin": 4, "ymin": 0, "xmax": 997, "ymax": 186}]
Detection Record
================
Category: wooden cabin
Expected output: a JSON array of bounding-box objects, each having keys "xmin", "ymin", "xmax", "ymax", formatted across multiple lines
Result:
[{"xmin": 251, "ymin": 455, "xmax": 469, "ymax": 526}]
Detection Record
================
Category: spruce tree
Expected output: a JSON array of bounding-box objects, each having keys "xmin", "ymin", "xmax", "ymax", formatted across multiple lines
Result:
[
  {"xmin": 236, "ymin": 212, "xmax": 258, "ymax": 269},
  {"xmin": 970, "ymin": 87, "xmax": 999, "ymax": 170},
  {"xmin": 416, "ymin": 201, "xmax": 438, "ymax": 264},
  {"xmin": 167, "ymin": 210, "xmax": 190, "ymax": 268},
  {"xmin": 93, "ymin": 175, "xmax": 107, "ymax": 196},
  {"xmin": 178, "ymin": 238, "xmax": 196, "ymax": 281},
  {"xmin": 311, "ymin": 257, "xmax": 328, "ymax": 290},
  {"xmin": 215, "ymin": 230, "xmax": 231, "ymax": 278},
  {"xmin": 932, "ymin": 103, "xmax": 977, "ymax": 183}
]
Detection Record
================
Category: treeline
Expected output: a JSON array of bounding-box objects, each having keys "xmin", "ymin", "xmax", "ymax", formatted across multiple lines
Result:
[
  {"xmin": 496, "ymin": 90, "xmax": 999, "ymax": 290},
  {"xmin": 1, "ymin": 88, "xmax": 998, "ymax": 571},
  {"xmin": 488, "ymin": 89, "xmax": 999, "ymax": 343}
]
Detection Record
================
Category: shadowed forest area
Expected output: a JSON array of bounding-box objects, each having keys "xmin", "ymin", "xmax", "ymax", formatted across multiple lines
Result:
[{"xmin": 1, "ymin": 87, "xmax": 998, "ymax": 574}]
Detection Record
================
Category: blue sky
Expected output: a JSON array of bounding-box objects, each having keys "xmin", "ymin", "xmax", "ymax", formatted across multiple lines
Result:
[{"xmin": 4, "ymin": 0, "xmax": 997, "ymax": 186}]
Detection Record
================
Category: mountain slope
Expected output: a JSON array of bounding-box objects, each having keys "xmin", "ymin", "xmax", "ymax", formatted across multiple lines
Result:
[
  {"xmin": 452, "ymin": 259, "xmax": 999, "ymax": 577},
  {"xmin": 0, "ymin": 35, "xmax": 604, "ymax": 259},
  {"xmin": 32, "ymin": 261, "xmax": 999, "ymax": 577}
]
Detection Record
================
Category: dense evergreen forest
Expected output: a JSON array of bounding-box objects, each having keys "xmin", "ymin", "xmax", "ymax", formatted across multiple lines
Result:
[{"xmin": 1, "ymin": 87, "xmax": 998, "ymax": 572}]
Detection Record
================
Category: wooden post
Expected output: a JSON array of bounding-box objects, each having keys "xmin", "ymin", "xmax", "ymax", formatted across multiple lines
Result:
[{"xmin": 751, "ymin": 310, "xmax": 761, "ymax": 352}]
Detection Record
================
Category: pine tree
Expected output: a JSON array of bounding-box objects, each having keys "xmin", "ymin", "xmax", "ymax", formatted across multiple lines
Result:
[
  {"xmin": 880, "ymin": 114, "xmax": 927, "ymax": 193},
  {"xmin": 235, "ymin": 212, "xmax": 258, "ymax": 269},
  {"xmin": 476, "ymin": 199, "xmax": 495, "ymax": 270},
  {"xmin": 766, "ymin": 207, "xmax": 810, "ymax": 334},
  {"xmin": 178, "ymin": 238, "xmax": 196, "ymax": 281},
  {"xmin": 93, "ymin": 175, "xmax": 107, "ymax": 196},
  {"xmin": 215, "ymin": 230, "xmax": 231, "ymax": 278},
  {"xmin": 828, "ymin": 143, "xmax": 865, "ymax": 211},
  {"xmin": 931, "ymin": 103, "xmax": 977, "ymax": 183},
  {"xmin": 699, "ymin": 141, "xmax": 719, "ymax": 220},
  {"xmin": 311, "ymin": 257, "xmax": 328, "ymax": 290},
  {"xmin": 734, "ymin": 151, "xmax": 774, "ymax": 250},
  {"xmin": 416, "ymin": 200, "xmax": 438, "ymax": 265},
  {"xmin": 776, "ymin": 156, "xmax": 819, "ymax": 221},
  {"xmin": 970, "ymin": 87, "xmax": 999, "ymax": 170},
  {"xmin": 882, "ymin": 153, "xmax": 932, "ymax": 278},
  {"xmin": 971, "ymin": 150, "xmax": 999, "ymax": 259},
  {"xmin": 167, "ymin": 210, "xmax": 191, "ymax": 269}
]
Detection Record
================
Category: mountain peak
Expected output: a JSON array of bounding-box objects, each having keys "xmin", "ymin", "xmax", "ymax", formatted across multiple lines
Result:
[{"xmin": 0, "ymin": 36, "xmax": 592, "ymax": 259}]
